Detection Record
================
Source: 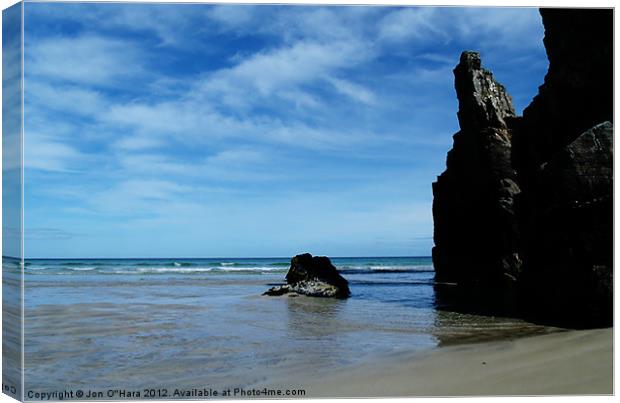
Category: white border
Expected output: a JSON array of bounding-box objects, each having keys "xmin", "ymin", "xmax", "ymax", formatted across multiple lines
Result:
[{"xmin": 0, "ymin": 2, "xmax": 616, "ymax": 403}]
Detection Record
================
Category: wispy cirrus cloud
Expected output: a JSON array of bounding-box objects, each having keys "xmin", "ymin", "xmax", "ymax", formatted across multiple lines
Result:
[
  {"xmin": 206, "ymin": 4, "xmax": 256, "ymax": 30},
  {"xmin": 26, "ymin": 81, "xmax": 109, "ymax": 117},
  {"xmin": 196, "ymin": 39, "xmax": 375, "ymax": 107},
  {"xmin": 328, "ymin": 77, "xmax": 376, "ymax": 105},
  {"xmin": 27, "ymin": 35, "xmax": 145, "ymax": 87},
  {"xmin": 115, "ymin": 148, "xmax": 279, "ymax": 182},
  {"xmin": 378, "ymin": 7, "xmax": 448, "ymax": 43},
  {"xmin": 24, "ymin": 132, "xmax": 88, "ymax": 172}
]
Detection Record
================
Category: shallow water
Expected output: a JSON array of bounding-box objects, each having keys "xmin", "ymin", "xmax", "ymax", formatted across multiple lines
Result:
[{"xmin": 4, "ymin": 257, "xmax": 558, "ymax": 398}]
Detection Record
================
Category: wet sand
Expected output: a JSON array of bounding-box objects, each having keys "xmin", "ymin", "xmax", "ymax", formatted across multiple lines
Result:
[{"xmin": 294, "ymin": 327, "xmax": 613, "ymax": 396}]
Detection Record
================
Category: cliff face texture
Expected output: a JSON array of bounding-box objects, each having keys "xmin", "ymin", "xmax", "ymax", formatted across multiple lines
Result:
[
  {"xmin": 432, "ymin": 9, "xmax": 613, "ymax": 327},
  {"xmin": 432, "ymin": 51, "xmax": 521, "ymax": 290}
]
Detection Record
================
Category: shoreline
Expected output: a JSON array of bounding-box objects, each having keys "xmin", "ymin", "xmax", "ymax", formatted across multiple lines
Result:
[{"xmin": 275, "ymin": 327, "xmax": 613, "ymax": 397}]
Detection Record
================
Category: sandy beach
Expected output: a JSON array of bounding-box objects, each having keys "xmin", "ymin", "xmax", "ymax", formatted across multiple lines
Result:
[{"xmin": 296, "ymin": 327, "xmax": 613, "ymax": 397}]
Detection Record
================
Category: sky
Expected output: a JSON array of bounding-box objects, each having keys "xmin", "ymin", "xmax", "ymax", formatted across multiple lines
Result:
[
  {"xmin": 3, "ymin": 3, "xmax": 22, "ymax": 258},
  {"xmin": 20, "ymin": 3, "xmax": 548, "ymax": 258}
]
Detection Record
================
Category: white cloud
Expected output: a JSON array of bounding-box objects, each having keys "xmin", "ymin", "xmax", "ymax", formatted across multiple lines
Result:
[
  {"xmin": 416, "ymin": 53, "xmax": 457, "ymax": 65},
  {"xmin": 27, "ymin": 3, "xmax": 204, "ymax": 47},
  {"xmin": 105, "ymin": 100, "xmax": 255, "ymax": 145},
  {"xmin": 328, "ymin": 78, "xmax": 376, "ymax": 104},
  {"xmin": 107, "ymin": 6, "xmax": 191, "ymax": 46},
  {"xmin": 3, "ymin": 28, "xmax": 23, "ymax": 173},
  {"xmin": 26, "ymin": 81, "xmax": 109, "ymax": 117},
  {"xmin": 206, "ymin": 148, "xmax": 265, "ymax": 165},
  {"xmin": 199, "ymin": 39, "xmax": 373, "ymax": 103},
  {"xmin": 273, "ymin": 7, "xmax": 364, "ymax": 42},
  {"xmin": 24, "ymin": 133, "xmax": 86, "ymax": 172},
  {"xmin": 378, "ymin": 8, "xmax": 447, "ymax": 43},
  {"xmin": 116, "ymin": 154, "xmax": 191, "ymax": 176},
  {"xmin": 65, "ymin": 178, "xmax": 215, "ymax": 226},
  {"xmin": 451, "ymin": 8, "xmax": 543, "ymax": 47},
  {"xmin": 201, "ymin": 149, "xmax": 280, "ymax": 181},
  {"xmin": 112, "ymin": 135, "xmax": 166, "ymax": 151},
  {"xmin": 207, "ymin": 5, "xmax": 255, "ymax": 29},
  {"xmin": 27, "ymin": 35, "xmax": 144, "ymax": 86},
  {"xmin": 115, "ymin": 148, "xmax": 279, "ymax": 182},
  {"xmin": 104, "ymin": 89, "xmax": 378, "ymax": 151},
  {"xmin": 110, "ymin": 179, "xmax": 189, "ymax": 201},
  {"xmin": 377, "ymin": 7, "xmax": 543, "ymax": 50},
  {"xmin": 278, "ymin": 90, "xmax": 322, "ymax": 110}
]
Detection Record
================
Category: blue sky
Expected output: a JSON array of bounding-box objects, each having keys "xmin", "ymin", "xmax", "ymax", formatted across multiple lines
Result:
[
  {"xmin": 22, "ymin": 3, "xmax": 548, "ymax": 258},
  {"xmin": 3, "ymin": 3, "xmax": 22, "ymax": 258}
]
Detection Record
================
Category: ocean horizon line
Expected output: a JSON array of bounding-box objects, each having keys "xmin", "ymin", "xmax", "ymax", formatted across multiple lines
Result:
[{"xmin": 14, "ymin": 255, "xmax": 434, "ymax": 261}]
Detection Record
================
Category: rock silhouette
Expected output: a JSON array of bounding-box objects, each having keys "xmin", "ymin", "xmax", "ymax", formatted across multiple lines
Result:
[
  {"xmin": 433, "ymin": 51, "xmax": 522, "ymax": 291},
  {"xmin": 432, "ymin": 8, "xmax": 613, "ymax": 327}
]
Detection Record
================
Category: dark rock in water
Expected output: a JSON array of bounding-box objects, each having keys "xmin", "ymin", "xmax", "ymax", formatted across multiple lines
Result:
[
  {"xmin": 263, "ymin": 285, "xmax": 291, "ymax": 296},
  {"xmin": 432, "ymin": 51, "xmax": 522, "ymax": 291},
  {"xmin": 432, "ymin": 9, "xmax": 613, "ymax": 327},
  {"xmin": 263, "ymin": 253, "xmax": 350, "ymax": 298}
]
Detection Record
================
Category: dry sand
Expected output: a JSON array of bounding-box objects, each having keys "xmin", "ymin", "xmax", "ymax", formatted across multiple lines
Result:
[{"xmin": 295, "ymin": 327, "xmax": 613, "ymax": 397}]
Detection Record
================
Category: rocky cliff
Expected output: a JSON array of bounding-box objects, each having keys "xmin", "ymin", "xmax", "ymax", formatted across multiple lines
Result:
[
  {"xmin": 432, "ymin": 51, "xmax": 521, "ymax": 290},
  {"xmin": 432, "ymin": 8, "xmax": 613, "ymax": 327}
]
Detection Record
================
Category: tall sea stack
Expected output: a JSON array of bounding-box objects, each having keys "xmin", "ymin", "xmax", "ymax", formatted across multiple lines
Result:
[
  {"xmin": 432, "ymin": 8, "xmax": 613, "ymax": 327},
  {"xmin": 432, "ymin": 51, "xmax": 521, "ymax": 290}
]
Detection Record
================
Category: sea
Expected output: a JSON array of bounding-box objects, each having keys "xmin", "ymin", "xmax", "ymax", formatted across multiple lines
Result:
[{"xmin": 3, "ymin": 256, "xmax": 557, "ymax": 397}]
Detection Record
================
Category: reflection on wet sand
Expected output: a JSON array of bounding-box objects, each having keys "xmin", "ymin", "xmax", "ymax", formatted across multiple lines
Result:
[{"xmin": 432, "ymin": 284, "xmax": 561, "ymax": 346}]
